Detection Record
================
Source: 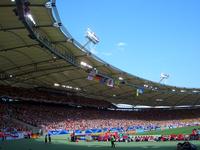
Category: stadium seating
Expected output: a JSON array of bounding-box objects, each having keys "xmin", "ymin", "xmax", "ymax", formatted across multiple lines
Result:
[{"xmin": 1, "ymin": 101, "xmax": 200, "ymax": 132}]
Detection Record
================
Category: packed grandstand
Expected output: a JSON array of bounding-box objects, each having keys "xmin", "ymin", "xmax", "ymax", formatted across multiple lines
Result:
[
  {"xmin": 0, "ymin": 0, "xmax": 200, "ymax": 150},
  {"xmin": 1, "ymin": 86, "xmax": 200, "ymax": 142}
]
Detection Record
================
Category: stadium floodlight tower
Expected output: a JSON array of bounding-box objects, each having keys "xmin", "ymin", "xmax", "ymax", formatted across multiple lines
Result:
[
  {"xmin": 82, "ymin": 28, "xmax": 100, "ymax": 52},
  {"xmin": 159, "ymin": 73, "xmax": 169, "ymax": 84}
]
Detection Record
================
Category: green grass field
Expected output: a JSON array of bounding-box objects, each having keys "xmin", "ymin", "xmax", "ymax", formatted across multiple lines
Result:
[
  {"xmin": 138, "ymin": 125, "xmax": 200, "ymax": 135},
  {"xmin": 1, "ymin": 137, "xmax": 200, "ymax": 150},
  {"xmin": 0, "ymin": 126, "xmax": 200, "ymax": 150}
]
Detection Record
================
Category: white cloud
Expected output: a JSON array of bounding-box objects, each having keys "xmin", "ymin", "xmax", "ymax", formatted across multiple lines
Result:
[
  {"xmin": 116, "ymin": 42, "xmax": 127, "ymax": 51},
  {"xmin": 117, "ymin": 42, "xmax": 127, "ymax": 47}
]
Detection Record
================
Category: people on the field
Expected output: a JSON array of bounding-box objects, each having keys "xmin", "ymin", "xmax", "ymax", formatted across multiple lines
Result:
[
  {"xmin": 111, "ymin": 135, "xmax": 116, "ymax": 148},
  {"xmin": 45, "ymin": 134, "xmax": 48, "ymax": 143},
  {"xmin": 48, "ymin": 134, "xmax": 51, "ymax": 143},
  {"xmin": 177, "ymin": 141, "xmax": 197, "ymax": 150}
]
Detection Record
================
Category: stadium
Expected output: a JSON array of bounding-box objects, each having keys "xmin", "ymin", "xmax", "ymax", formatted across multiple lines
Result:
[{"xmin": 0, "ymin": 0, "xmax": 200, "ymax": 150}]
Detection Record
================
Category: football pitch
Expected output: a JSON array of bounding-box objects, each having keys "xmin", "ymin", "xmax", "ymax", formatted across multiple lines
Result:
[
  {"xmin": 1, "ymin": 136, "xmax": 200, "ymax": 150},
  {"xmin": 1, "ymin": 126, "xmax": 200, "ymax": 150}
]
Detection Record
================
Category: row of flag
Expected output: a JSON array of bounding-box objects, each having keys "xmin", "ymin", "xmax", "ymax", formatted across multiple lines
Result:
[
  {"xmin": 87, "ymin": 69, "xmax": 144, "ymax": 96},
  {"xmin": 87, "ymin": 69, "xmax": 121, "ymax": 87}
]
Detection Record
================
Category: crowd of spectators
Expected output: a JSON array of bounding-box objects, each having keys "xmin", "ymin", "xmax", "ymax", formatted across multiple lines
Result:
[
  {"xmin": 1, "ymin": 102, "xmax": 200, "ymax": 132},
  {"xmin": 0, "ymin": 85, "xmax": 113, "ymax": 108},
  {"xmin": 1, "ymin": 85, "xmax": 200, "ymax": 133},
  {"xmin": 0, "ymin": 103, "xmax": 31, "ymax": 132}
]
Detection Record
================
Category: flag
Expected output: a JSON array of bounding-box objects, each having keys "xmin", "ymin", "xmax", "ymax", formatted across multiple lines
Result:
[
  {"xmin": 87, "ymin": 69, "xmax": 96, "ymax": 80},
  {"xmin": 87, "ymin": 75, "xmax": 93, "ymax": 80},
  {"xmin": 136, "ymin": 89, "xmax": 140, "ymax": 96},
  {"xmin": 107, "ymin": 78, "xmax": 114, "ymax": 87},
  {"xmin": 94, "ymin": 74, "xmax": 102, "ymax": 82},
  {"xmin": 136, "ymin": 88, "xmax": 144, "ymax": 96},
  {"xmin": 100, "ymin": 77, "xmax": 108, "ymax": 84}
]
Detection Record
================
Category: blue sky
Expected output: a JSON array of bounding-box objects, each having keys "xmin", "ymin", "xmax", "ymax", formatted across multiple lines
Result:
[{"xmin": 57, "ymin": 0, "xmax": 200, "ymax": 88}]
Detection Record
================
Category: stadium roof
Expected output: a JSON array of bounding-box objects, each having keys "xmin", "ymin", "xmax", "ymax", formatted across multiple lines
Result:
[{"xmin": 0, "ymin": 0, "xmax": 200, "ymax": 108}]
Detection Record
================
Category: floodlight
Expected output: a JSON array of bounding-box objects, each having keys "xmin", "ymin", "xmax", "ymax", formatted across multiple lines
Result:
[
  {"xmin": 45, "ymin": 2, "xmax": 52, "ymax": 8},
  {"xmin": 172, "ymin": 89, "xmax": 176, "ymax": 92},
  {"xmin": 159, "ymin": 73, "xmax": 170, "ymax": 84},
  {"xmin": 54, "ymin": 83, "xmax": 60, "ymax": 87},
  {"xmin": 53, "ymin": 22, "xmax": 62, "ymax": 28},
  {"xmin": 85, "ymin": 28, "xmax": 99, "ymax": 44},
  {"xmin": 156, "ymin": 99, "xmax": 163, "ymax": 102},
  {"xmin": 118, "ymin": 77, "xmax": 123, "ymax": 80},
  {"xmin": 80, "ymin": 61, "xmax": 92, "ymax": 69},
  {"xmin": 160, "ymin": 73, "xmax": 169, "ymax": 79},
  {"xmin": 26, "ymin": 14, "xmax": 36, "ymax": 25}
]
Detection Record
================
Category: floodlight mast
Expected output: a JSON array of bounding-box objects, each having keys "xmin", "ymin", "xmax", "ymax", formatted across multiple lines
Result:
[
  {"xmin": 159, "ymin": 73, "xmax": 169, "ymax": 84},
  {"xmin": 83, "ymin": 28, "xmax": 100, "ymax": 48}
]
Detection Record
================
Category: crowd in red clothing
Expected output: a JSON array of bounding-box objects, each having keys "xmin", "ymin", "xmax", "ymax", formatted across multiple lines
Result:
[
  {"xmin": 99, "ymin": 134, "xmax": 188, "ymax": 142},
  {"xmin": 1, "ymin": 102, "xmax": 200, "ymax": 132}
]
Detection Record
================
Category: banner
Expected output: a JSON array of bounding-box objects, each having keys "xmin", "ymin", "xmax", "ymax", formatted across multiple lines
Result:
[
  {"xmin": 136, "ymin": 129, "xmax": 144, "ymax": 133},
  {"xmin": 48, "ymin": 130, "xmax": 69, "ymax": 135},
  {"xmin": 3, "ymin": 132, "xmax": 24, "ymax": 140}
]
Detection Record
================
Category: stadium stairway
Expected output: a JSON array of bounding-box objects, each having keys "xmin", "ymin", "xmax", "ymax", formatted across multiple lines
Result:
[{"xmin": 2, "ymin": 115, "xmax": 40, "ymax": 132}]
